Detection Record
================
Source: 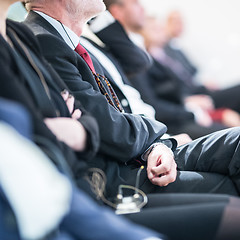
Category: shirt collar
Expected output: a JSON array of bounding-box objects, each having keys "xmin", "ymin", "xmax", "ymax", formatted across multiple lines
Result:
[{"xmin": 35, "ymin": 11, "xmax": 80, "ymax": 50}]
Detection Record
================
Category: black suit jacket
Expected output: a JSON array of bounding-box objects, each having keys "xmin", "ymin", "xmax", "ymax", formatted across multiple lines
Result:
[{"xmin": 24, "ymin": 11, "xmax": 167, "ymax": 163}]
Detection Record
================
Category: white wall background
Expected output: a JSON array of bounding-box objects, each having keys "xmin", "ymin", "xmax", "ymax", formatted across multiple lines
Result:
[{"xmin": 141, "ymin": 0, "xmax": 240, "ymax": 88}]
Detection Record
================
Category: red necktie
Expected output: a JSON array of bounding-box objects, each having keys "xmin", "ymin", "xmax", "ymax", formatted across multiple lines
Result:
[
  {"xmin": 74, "ymin": 43, "xmax": 123, "ymax": 112},
  {"xmin": 75, "ymin": 43, "xmax": 96, "ymax": 73}
]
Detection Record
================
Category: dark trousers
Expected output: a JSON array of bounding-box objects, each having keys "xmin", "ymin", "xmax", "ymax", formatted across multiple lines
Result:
[
  {"xmin": 126, "ymin": 193, "xmax": 240, "ymax": 240},
  {"xmin": 122, "ymin": 127, "xmax": 240, "ymax": 239},
  {"xmin": 138, "ymin": 127, "xmax": 240, "ymax": 196}
]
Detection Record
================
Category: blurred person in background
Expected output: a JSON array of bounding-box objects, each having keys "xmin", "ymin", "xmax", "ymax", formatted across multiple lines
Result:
[
  {"xmin": 102, "ymin": 0, "xmax": 240, "ymax": 138},
  {"xmin": 163, "ymin": 10, "xmax": 240, "ymax": 120},
  {"xmin": 164, "ymin": 11, "xmax": 197, "ymax": 86},
  {"xmin": 140, "ymin": 16, "xmax": 240, "ymax": 136}
]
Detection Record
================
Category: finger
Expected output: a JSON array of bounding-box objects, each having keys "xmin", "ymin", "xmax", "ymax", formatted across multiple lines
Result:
[
  {"xmin": 66, "ymin": 95, "xmax": 75, "ymax": 114},
  {"xmin": 61, "ymin": 89, "xmax": 69, "ymax": 101},
  {"xmin": 151, "ymin": 163, "xmax": 177, "ymax": 187},
  {"xmin": 151, "ymin": 154, "xmax": 173, "ymax": 176},
  {"xmin": 147, "ymin": 154, "xmax": 160, "ymax": 180},
  {"xmin": 151, "ymin": 173, "xmax": 175, "ymax": 187},
  {"xmin": 72, "ymin": 109, "xmax": 82, "ymax": 119}
]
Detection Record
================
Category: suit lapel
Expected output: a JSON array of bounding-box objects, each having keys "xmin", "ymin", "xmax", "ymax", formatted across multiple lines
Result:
[{"xmin": 24, "ymin": 11, "xmax": 63, "ymax": 40}]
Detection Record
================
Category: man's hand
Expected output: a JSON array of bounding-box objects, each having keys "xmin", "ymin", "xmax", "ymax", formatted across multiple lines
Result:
[
  {"xmin": 61, "ymin": 89, "xmax": 82, "ymax": 119},
  {"xmin": 147, "ymin": 144, "xmax": 177, "ymax": 187},
  {"xmin": 44, "ymin": 117, "xmax": 87, "ymax": 151}
]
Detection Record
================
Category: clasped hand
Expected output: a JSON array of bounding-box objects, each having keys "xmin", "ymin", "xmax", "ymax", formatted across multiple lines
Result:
[
  {"xmin": 44, "ymin": 90, "xmax": 87, "ymax": 151},
  {"xmin": 147, "ymin": 144, "xmax": 177, "ymax": 187}
]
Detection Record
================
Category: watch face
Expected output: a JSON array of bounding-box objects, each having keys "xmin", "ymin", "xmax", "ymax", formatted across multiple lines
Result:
[{"xmin": 161, "ymin": 139, "xmax": 173, "ymax": 148}]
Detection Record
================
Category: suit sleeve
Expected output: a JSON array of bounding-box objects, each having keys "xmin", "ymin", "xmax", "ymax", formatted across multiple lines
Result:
[{"xmin": 36, "ymin": 33, "xmax": 167, "ymax": 163}]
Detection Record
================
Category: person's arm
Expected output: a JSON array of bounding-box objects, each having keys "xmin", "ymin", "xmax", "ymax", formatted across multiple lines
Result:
[
  {"xmin": 34, "ymin": 33, "xmax": 167, "ymax": 163},
  {"xmin": 42, "ymin": 58, "xmax": 100, "ymax": 160}
]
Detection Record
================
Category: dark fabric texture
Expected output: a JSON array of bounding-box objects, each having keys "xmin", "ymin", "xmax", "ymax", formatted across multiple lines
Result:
[
  {"xmin": 0, "ymin": 187, "xmax": 21, "ymax": 240},
  {"xmin": 126, "ymin": 193, "xmax": 231, "ymax": 240},
  {"xmin": 129, "ymin": 58, "xmax": 195, "ymax": 124},
  {"xmin": 59, "ymin": 186, "xmax": 164, "ymax": 240},
  {"xmin": 95, "ymin": 21, "xmax": 151, "ymax": 77}
]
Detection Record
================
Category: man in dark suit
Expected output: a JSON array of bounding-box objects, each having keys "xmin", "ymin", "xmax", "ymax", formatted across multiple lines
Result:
[
  {"xmin": 23, "ymin": 0, "xmax": 240, "ymax": 199},
  {"xmin": 80, "ymin": 22, "xmax": 207, "ymax": 139}
]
